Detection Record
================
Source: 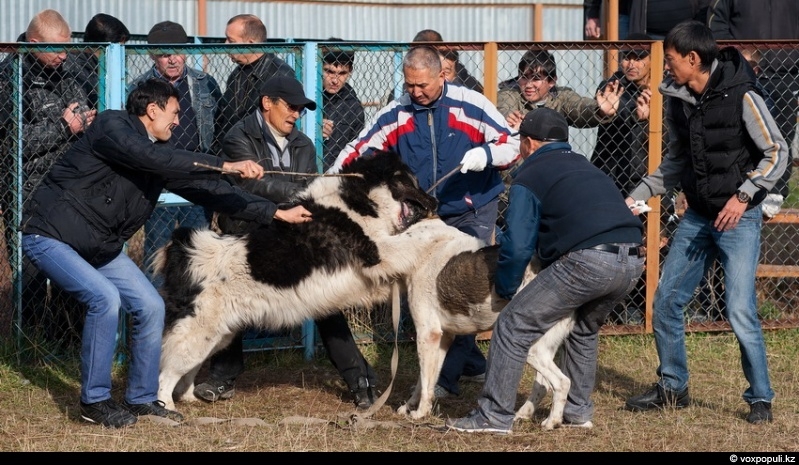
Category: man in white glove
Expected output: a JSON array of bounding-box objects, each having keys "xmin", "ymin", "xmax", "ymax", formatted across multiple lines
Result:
[
  {"xmin": 330, "ymin": 45, "xmax": 519, "ymax": 400},
  {"xmin": 460, "ymin": 147, "xmax": 488, "ymax": 173}
]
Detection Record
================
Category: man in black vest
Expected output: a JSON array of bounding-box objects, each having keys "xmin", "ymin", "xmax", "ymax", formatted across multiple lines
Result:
[
  {"xmin": 624, "ymin": 20, "xmax": 788, "ymax": 424},
  {"xmin": 447, "ymin": 108, "xmax": 644, "ymax": 434}
]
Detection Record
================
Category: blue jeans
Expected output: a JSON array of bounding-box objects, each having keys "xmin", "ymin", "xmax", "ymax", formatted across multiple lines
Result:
[
  {"xmin": 436, "ymin": 200, "xmax": 498, "ymax": 393},
  {"xmin": 653, "ymin": 206, "xmax": 774, "ymax": 404},
  {"xmin": 22, "ymin": 234, "xmax": 165, "ymax": 405},
  {"xmin": 477, "ymin": 246, "xmax": 644, "ymax": 429}
]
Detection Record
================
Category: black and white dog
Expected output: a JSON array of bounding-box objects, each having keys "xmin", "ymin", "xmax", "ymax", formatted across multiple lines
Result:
[{"xmin": 152, "ymin": 152, "xmax": 438, "ymax": 411}]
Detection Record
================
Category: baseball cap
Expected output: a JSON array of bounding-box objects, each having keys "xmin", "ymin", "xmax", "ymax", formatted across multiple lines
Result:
[
  {"xmin": 147, "ymin": 21, "xmax": 189, "ymax": 44},
  {"xmin": 518, "ymin": 108, "xmax": 569, "ymax": 142},
  {"xmin": 259, "ymin": 76, "xmax": 317, "ymax": 111},
  {"xmin": 620, "ymin": 33, "xmax": 652, "ymax": 59}
]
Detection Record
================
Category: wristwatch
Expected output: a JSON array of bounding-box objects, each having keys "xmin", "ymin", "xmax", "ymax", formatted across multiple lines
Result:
[{"xmin": 736, "ymin": 190, "xmax": 751, "ymax": 204}]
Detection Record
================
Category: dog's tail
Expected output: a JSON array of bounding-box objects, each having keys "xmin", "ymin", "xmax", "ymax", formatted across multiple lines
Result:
[
  {"xmin": 150, "ymin": 226, "xmax": 195, "ymax": 280},
  {"xmin": 151, "ymin": 227, "xmax": 205, "ymax": 329}
]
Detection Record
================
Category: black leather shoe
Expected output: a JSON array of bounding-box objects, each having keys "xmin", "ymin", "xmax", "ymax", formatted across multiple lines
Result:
[
  {"xmin": 625, "ymin": 383, "xmax": 690, "ymax": 411},
  {"xmin": 350, "ymin": 376, "xmax": 378, "ymax": 410},
  {"xmin": 746, "ymin": 401, "xmax": 773, "ymax": 424}
]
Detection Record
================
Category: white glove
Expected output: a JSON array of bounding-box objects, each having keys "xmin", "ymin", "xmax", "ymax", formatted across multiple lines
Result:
[
  {"xmin": 761, "ymin": 193, "xmax": 783, "ymax": 219},
  {"xmin": 459, "ymin": 147, "xmax": 488, "ymax": 174},
  {"xmin": 629, "ymin": 200, "xmax": 652, "ymax": 214}
]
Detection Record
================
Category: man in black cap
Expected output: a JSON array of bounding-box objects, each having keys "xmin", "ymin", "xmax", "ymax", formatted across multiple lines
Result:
[
  {"xmin": 195, "ymin": 76, "xmax": 381, "ymax": 410},
  {"xmin": 447, "ymin": 108, "xmax": 645, "ymax": 434}
]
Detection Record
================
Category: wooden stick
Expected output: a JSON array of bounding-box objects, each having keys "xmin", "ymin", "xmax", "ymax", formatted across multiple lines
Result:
[{"xmin": 192, "ymin": 162, "xmax": 362, "ymax": 177}]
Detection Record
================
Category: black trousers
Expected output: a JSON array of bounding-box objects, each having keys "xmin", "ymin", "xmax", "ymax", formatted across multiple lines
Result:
[{"xmin": 207, "ymin": 311, "xmax": 377, "ymax": 391}]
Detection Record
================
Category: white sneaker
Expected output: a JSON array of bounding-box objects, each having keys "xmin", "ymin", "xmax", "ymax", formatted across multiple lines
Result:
[{"xmin": 561, "ymin": 419, "xmax": 593, "ymax": 429}]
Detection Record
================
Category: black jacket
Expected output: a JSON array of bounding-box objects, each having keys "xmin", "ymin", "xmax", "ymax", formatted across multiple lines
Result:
[
  {"xmin": 322, "ymin": 83, "xmax": 364, "ymax": 170},
  {"xmin": 214, "ymin": 53, "xmax": 295, "ymax": 154},
  {"xmin": 22, "ymin": 110, "xmax": 278, "ymax": 266},
  {"xmin": 667, "ymin": 47, "xmax": 763, "ymax": 218},
  {"xmin": 592, "ymin": 71, "xmax": 651, "ymax": 195},
  {"xmin": 0, "ymin": 48, "xmax": 91, "ymax": 198},
  {"xmin": 218, "ymin": 110, "xmax": 316, "ymax": 234}
]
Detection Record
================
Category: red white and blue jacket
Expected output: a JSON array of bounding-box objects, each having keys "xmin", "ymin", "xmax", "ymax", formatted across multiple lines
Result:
[{"xmin": 330, "ymin": 82, "xmax": 520, "ymax": 217}]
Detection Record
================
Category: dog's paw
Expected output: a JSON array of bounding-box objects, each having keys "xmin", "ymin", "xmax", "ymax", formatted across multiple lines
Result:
[
  {"xmin": 177, "ymin": 391, "xmax": 200, "ymax": 404},
  {"xmin": 541, "ymin": 417, "xmax": 561, "ymax": 430},
  {"xmin": 409, "ymin": 407, "xmax": 431, "ymax": 420},
  {"xmin": 397, "ymin": 404, "xmax": 410, "ymax": 416},
  {"xmin": 514, "ymin": 401, "xmax": 536, "ymax": 421}
]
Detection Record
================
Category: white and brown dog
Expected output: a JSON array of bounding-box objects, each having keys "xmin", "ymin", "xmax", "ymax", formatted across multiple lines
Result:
[{"xmin": 397, "ymin": 218, "xmax": 576, "ymax": 429}]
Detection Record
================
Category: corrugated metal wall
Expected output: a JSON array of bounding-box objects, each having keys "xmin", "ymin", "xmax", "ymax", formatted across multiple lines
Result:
[{"xmin": 0, "ymin": 0, "xmax": 583, "ymax": 43}]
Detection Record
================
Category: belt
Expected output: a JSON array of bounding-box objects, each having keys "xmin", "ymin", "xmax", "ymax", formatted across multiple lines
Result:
[{"xmin": 587, "ymin": 243, "xmax": 645, "ymax": 257}]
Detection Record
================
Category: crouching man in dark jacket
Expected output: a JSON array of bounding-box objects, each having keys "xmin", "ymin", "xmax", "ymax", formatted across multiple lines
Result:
[{"xmin": 20, "ymin": 79, "xmax": 312, "ymax": 429}]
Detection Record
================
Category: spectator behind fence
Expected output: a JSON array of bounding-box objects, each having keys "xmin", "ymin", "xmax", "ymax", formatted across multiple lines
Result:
[
  {"xmin": 496, "ymin": 49, "xmax": 622, "ymax": 228},
  {"xmin": 20, "ymin": 78, "xmax": 312, "ymax": 428},
  {"xmin": 412, "ymin": 29, "xmax": 483, "ymax": 93},
  {"xmin": 196, "ymin": 76, "xmax": 380, "ymax": 410},
  {"xmin": 129, "ymin": 21, "xmax": 222, "ymax": 264},
  {"xmin": 446, "ymin": 108, "xmax": 645, "ymax": 434},
  {"xmin": 591, "ymin": 33, "xmax": 678, "ymax": 325},
  {"xmin": 584, "ymin": 0, "xmax": 710, "ymax": 40},
  {"xmin": 77, "ymin": 13, "xmax": 130, "ymax": 109},
  {"xmin": 214, "ymin": 14, "xmax": 295, "ymax": 154},
  {"xmin": 707, "ymin": 0, "xmax": 799, "ymax": 219},
  {"xmin": 330, "ymin": 46, "xmax": 520, "ymax": 401},
  {"xmin": 623, "ymin": 20, "xmax": 787, "ymax": 425},
  {"xmin": 0, "ymin": 9, "xmax": 96, "ymax": 344},
  {"xmin": 321, "ymin": 40, "xmax": 365, "ymax": 171}
]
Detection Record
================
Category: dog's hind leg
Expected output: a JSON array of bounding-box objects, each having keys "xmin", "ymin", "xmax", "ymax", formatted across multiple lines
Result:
[
  {"xmin": 531, "ymin": 316, "xmax": 575, "ymax": 430},
  {"xmin": 514, "ymin": 357, "xmax": 550, "ymax": 422}
]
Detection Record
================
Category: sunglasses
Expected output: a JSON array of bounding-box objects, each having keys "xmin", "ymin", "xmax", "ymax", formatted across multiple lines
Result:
[{"xmin": 278, "ymin": 99, "xmax": 307, "ymax": 117}]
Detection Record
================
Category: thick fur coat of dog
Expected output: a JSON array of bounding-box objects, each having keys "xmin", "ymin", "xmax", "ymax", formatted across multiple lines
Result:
[
  {"xmin": 397, "ymin": 218, "xmax": 576, "ymax": 429},
  {"xmin": 151, "ymin": 152, "xmax": 438, "ymax": 411}
]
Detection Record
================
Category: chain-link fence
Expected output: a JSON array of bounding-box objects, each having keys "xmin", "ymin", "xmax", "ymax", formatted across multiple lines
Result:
[{"xmin": 2, "ymin": 39, "xmax": 798, "ymax": 362}]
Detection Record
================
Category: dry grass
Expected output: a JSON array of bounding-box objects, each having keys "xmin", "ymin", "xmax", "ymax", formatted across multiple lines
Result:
[{"xmin": 1, "ymin": 330, "xmax": 797, "ymax": 452}]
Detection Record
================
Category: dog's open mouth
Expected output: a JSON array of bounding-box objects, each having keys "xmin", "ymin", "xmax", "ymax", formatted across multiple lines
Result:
[{"xmin": 399, "ymin": 198, "xmax": 435, "ymax": 231}]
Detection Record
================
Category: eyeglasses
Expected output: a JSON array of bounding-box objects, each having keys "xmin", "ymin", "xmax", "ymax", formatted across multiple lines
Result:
[{"xmin": 278, "ymin": 99, "xmax": 307, "ymax": 117}]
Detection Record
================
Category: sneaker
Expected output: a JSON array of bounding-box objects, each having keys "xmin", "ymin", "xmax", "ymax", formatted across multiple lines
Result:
[
  {"xmin": 194, "ymin": 378, "xmax": 236, "ymax": 402},
  {"xmin": 625, "ymin": 383, "xmax": 690, "ymax": 411},
  {"xmin": 122, "ymin": 400, "xmax": 184, "ymax": 422},
  {"xmin": 461, "ymin": 373, "xmax": 486, "ymax": 383},
  {"xmin": 746, "ymin": 401, "xmax": 773, "ymax": 424},
  {"xmin": 446, "ymin": 409, "xmax": 510, "ymax": 435},
  {"xmin": 80, "ymin": 399, "xmax": 137, "ymax": 428},
  {"xmin": 434, "ymin": 384, "xmax": 451, "ymax": 399},
  {"xmin": 561, "ymin": 419, "xmax": 594, "ymax": 429}
]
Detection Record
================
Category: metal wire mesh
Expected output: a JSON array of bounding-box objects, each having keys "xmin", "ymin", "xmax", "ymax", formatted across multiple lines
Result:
[{"xmin": 2, "ymin": 39, "xmax": 798, "ymax": 362}]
